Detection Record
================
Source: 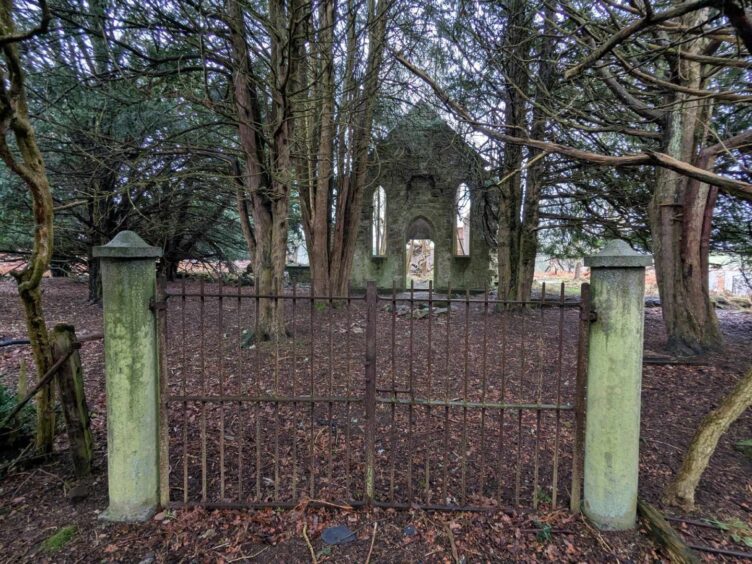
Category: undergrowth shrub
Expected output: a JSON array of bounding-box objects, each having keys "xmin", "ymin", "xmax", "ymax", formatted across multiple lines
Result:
[{"xmin": 0, "ymin": 381, "xmax": 35, "ymax": 454}]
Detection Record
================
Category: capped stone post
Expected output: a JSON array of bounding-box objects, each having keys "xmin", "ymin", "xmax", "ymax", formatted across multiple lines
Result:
[
  {"xmin": 583, "ymin": 239, "xmax": 652, "ymax": 530},
  {"xmin": 93, "ymin": 231, "xmax": 162, "ymax": 521}
]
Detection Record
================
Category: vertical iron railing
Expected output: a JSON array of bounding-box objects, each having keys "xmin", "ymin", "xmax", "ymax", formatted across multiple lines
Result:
[
  {"xmin": 157, "ymin": 279, "xmax": 590, "ymax": 512},
  {"xmin": 155, "ymin": 278, "xmax": 170, "ymax": 508},
  {"xmin": 364, "ymin": 281, "xmax": 377, "ymax": 505},
  {"xmin": 570, "ymin": 282, "xmax": 593, "ymax": 512}
]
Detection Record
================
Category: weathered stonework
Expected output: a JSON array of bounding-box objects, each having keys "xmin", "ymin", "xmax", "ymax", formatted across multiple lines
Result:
[
  {"xmin": 583, "ymin": 240, "xmax": 652, "ymax": 530},
  {"xmin": 351, "ymin": 107, "xmax": 492, "ymax": 291},
  {"xmin": 93, "ymin": 231, "xmax": 162, "ymax": 522}
]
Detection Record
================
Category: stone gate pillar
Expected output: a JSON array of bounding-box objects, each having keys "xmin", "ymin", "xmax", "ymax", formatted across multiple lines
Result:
[
  {"xmin": 583, "ymin": 239, "xmax": 652, "ymax": 530},
  {"xmin": 93, "ymin": 231, "xmax": 162, "ymax": 521}
]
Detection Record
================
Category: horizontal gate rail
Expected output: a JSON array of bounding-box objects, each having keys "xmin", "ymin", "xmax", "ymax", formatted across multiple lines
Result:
[
  {"xmin": 164, "ymin": 290, "xmax": 364, "ymax": 301},
  {"xmin": 164, "ymin": 395, "xmax": 363, "ymax": 404},
  {"xmin": 166, "ymin": 499, "xmax": 520, "ymax": 513},
  {"xmin": 163, "ymin": 289, "xmax": 579, "ymax": 307},
  {"xmin": 375, "ymin": 397, "xmax": 573, "ymax": 410},
  {"xmin": 377, "ymin": 296, "xmax": 582, "ymax": 308}
]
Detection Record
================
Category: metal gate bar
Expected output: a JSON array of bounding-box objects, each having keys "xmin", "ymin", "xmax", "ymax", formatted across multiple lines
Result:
[{"xmin": 157, "ymin": 279, "xmax": 591, "ymax": 512}]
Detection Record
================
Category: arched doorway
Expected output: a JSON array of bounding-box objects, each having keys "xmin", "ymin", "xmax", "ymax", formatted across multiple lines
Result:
[{"xmin": 405, "ymin": 217, "xmax": 435, "ymax": 289}]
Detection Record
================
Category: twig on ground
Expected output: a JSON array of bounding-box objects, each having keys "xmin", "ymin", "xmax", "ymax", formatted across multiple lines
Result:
[
  {"xmin": 665, "ymin": 516, "xmax": 723, "ymax": 530},
  {"xmin": 35, "ymin": 467, "xmax": 65, "ymax": 483},
  {"xmin": 0, "ymin": 443, "xmax": 33, "ymax": 477},
  {"xmin": 227, "ymin": 546, "xmax": 269, "ymax": 562},
  {"xmin": 11, "ymin": 468, "xmax": 37, "ymax": 495},
  {"xmin": 365, "ymin": 522, "xmax": 378, "ymax": 564},
  {"xmin": 445, "ymin": 523, "xmax": 460, "ymax": 563},
  {"xmin": 302, "ymin": 521, "xmax": 317, "ymax": 564},
  {"xmin": 582, "ymin": 517, "xmax": 614, "ymax": 554},
  {"xmin": 687, "ymin": 543, "xmax": 752, "ymax": 559},
  {"xmin": 313, "ymin": 427, "xmax": 326, "ymax": 448},
  {"xmin": 307, "ymin": 498, "xmax": 354, "ymax": 511},
  {"xmin": 642, "ymin": 437, "xmax": 683, "ymax": 452},
  {"xmin": 293, "ymin": 497, "xmax": 353, "ymax": 512}
]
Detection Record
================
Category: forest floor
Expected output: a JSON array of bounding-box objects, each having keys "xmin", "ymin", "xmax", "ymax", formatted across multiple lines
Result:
[{"xmin": 0, "ymin": 278, "xmax": 751, "ymax": 562}]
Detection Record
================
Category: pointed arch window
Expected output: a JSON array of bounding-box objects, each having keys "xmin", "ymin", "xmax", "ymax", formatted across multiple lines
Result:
[
  {"xmin": 372, "ymin": 186, "xmax": 387, "ymax": 256},
  {"xmin": 454, "ymin": 183, "xmax": 471, "ymax": 256}
]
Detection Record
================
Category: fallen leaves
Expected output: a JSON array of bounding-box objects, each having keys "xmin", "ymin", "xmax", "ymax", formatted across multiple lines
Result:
[{"xmin": 0, "ymin": 280, "xmax": 751, "ymax": 561}]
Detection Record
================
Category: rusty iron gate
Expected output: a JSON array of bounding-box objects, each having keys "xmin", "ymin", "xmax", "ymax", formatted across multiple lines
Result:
[{"xmin": 156, "ymin": 280, "xmax": 591, "ymax": 512}]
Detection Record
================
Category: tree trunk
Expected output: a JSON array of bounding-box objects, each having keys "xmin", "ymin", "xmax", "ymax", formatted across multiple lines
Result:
[
  {"xmin": 515, "ymin": 3, "xmax": 554, "ymax": 301},
  {"xmin": 254, "ymin": 219, "xmax": 275, "ymax": 336},
  {"xmin": 226, "ymin": 0, "xmax": 294, "ymax": 339},
  {"xmin": 17, "ymin": 281, "xmax": 55, "ymax": 452},
  {"xmin": 497, "ymin": 187, "xmax": 519, "ymax": 300},
  {"xmin": 496, "ymin": 1, "xmax": 553, "ymax": 303},
  {"xmin": 653, "ymin": 195, "xmax": 723, "ymax": 354},
  {"xmin": 242, "ymin": 199, "xmax": 286, "ymax": 341},
  {"xmin": 516, "ymin": 128, "xmax": 549, "ymax": 301},
  {"xmin": 516, "ymin": 211, "xmax": 538, "ymax": 300},
  {"xmin": 648, "ymin": 15, "xmax": 723, "ymax": 355},
  {"xmin": 157, "ymin": 259, "xmax": 178, "ymax": 282},
  {"xmin": 664, "ymin": 366, "xmax": 752, "ymax": 510},
  {"xmin": 301, "ymin": 0, "xmax": 390, "ymax": 298},
  {"xmin": 0, "ymin": 2, "xmax": 56, "ymax": 454},
  {"xmin": 307, "ymin": 0, "xmax": 335, "ymax": 299},
  {"xmin": 235, "ymin": 168, "xmax": 256, "ymax": 263},
  {"xmin": 495, "ymin": 0, "xmax": 527, "ymax": 301}
]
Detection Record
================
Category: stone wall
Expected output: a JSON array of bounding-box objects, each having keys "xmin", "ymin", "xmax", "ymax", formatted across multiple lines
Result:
[
  {"xmin": 351, "ymin": 108, "xmax": 493, "ymax": 291},
  {"xmin": 286, "ymin": 265, "xmax": 311, "ymax": 285}
]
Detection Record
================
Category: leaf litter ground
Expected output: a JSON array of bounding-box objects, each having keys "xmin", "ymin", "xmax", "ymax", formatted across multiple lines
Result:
[{"xmin": 0, "ymin": 278, "xmax": 750, "ymax": 562}]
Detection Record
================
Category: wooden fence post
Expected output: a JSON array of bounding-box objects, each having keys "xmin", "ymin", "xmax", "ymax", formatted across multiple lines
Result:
[{"xmin": 52, "ymin": 324, "xmax": 93, "ymax": 478}]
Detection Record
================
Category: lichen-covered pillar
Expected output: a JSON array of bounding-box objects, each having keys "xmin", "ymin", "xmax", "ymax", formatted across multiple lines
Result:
[
  {"xmin": 583, "ymin": 239, "xmax": 652, "ymax": 530},
  {"xmin": 93, "ymin": 231, "xmax": 162, "ymax": 521}
]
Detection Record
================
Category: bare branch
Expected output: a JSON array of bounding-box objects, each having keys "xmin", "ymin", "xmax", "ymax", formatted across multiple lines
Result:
[
  {"xmin": 0, "ymin": 0, "xmax": 50, "ymax": 47},
  {"xmin": 563, "ymin": 0, "xmax": 717, "ymax": 79},
  {"xmin": 394, "ymin": 51, "xmax": 752, "ymax": 201}
]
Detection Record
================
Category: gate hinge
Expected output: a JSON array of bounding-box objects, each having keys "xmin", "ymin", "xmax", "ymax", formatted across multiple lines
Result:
[
  {"xmin": 581, "ymin": 309, "xmax": 597, "ymax": 322},
  {"xmin": 150, "ymin": 298, "xmax": 167, "ymax": 312}
]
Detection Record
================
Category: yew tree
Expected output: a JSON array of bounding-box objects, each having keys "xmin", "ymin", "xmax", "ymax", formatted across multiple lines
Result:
[
  {"xmin": 560, "ymin": 0, "xmax": 752, "ymax": 354},
  {"xmin": 429, "ymin": 0, "xmax": 559, "ymax": 301},
  {"xmin": 294, "ymin": 0, "xmax": 392, "ymax": 298},
  {"xmin": 92, "ymin": 0, "xmax": 304, "ymax": 339},
  {"xmin": 399, "ymin": 0, "xmax": 752, "ymax": 354},
  {"xmin": 16, "ymin": 0, "xmax": 243, "ymax": 301}
]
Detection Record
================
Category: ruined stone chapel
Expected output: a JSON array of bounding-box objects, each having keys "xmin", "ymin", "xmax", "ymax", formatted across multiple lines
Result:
[{"xmin": 350, "ymin": 106, "xmax": 493, "ymax": 291}]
